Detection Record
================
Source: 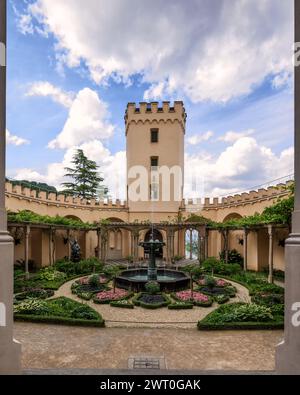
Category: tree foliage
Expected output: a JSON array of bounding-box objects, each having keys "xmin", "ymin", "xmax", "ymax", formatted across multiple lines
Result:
[{"xmin": 61, "ymin": 149, "xmax": 103, "ymax": 199}]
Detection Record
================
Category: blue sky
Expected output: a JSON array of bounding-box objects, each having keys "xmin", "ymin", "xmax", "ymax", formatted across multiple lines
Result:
[{"xmin": 6, "ymin": 0, "xmax": 294, "ymax": 199}]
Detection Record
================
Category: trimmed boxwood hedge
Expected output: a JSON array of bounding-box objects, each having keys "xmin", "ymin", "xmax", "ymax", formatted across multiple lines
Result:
[
  {"xmin": 110, "ymin": 300, "xmax": 134, "ymax": 309},
  {"xmin": 168, "ymin": 303, "xmax": 194, "ymax": 310},
  {"xmin": 133, "ymin": 292, "xmax": 171, "ymax": 309},
  {"xmin": 197, "ymin": 321, "xmax": 284, "ymax": 330},
  {"xmin": 14, "ymin": 314, "xmax": 104, "ymax": 327}
]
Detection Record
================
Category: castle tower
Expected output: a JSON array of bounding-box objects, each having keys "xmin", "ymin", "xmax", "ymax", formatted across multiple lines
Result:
[{"xmin": 125, "ymin": 101, "xmax": 186, "ymax": 220}]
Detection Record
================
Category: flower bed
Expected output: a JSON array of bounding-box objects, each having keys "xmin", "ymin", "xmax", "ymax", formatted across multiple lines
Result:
[
  {"xmin": 71, "ymin": 275, "xmax": 109, "ymax": 300},
  {"xmin": 173, "ymin": 290, "xmax": 213, "ymax": 307},
  {"xmin": 93, "ymin": 288, "xmax": 131, "ymax": 304},
  {"xmin": 14, "ymin": 296, "xmax": 104, "ymax": 327},
  {"xmin": 133, "ymin": 293, "xmax": 171, "ymax": 309},
  {"xmin": 197, "ymin": 302, "xmax": 283, "ymax": 330},
  {"xmin": 196, "ymin": 276, "xmax": 236, "ymax": 300}
]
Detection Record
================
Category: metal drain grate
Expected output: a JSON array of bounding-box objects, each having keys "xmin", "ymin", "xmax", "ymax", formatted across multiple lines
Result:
[{"xmin": 128, "ymin": 355, "xmax": 166, "ymax": 370}]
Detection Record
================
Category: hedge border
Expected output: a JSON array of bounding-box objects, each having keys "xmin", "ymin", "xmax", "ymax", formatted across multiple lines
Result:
[
  {"xmin": 168, "ymin": 303, "xmax": 194, "ymax": 310},
  {"xmin": 197, "ymin": 320, "xmax": 284, "ymax": 330},
  {"xmin": 14, "ymin": 313, "xmax": 105, "ymax": 327},
  {"xmin": 110, "ymin": 301, "xmax": 134, "ymax": 309}
]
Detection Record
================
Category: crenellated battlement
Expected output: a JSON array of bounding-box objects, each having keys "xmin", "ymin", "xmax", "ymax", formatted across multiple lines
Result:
[
  {"xmin": 182, "ymin": 181, "xmax": 292, "ymax": 211},
  {"xmin": 125, "ymin": 101, "xmax": 187, "ymax": 134},
  {"xmin": 5, "ymin": 181, "xmax": 128, "ymax": 211},
  {"xmin": 5, "ymin": 180, "xmax": 292, "ymax": 214}
]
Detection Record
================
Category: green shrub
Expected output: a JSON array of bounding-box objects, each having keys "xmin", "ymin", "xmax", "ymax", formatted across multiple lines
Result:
[
  {"xmin": 270, "ymin": 304, "xmax": 284, "ymax": 316},
  {"xmin": 15, "ymin": 288, "xmax": 54, "ymax": 301},
  {"xmin": 252, "ymin": 292, "xmax": 284, "ymax": 306},
  {"xmin": 89, "ymin": 274, "xmax": 100, "ymax": 287},
  {"xmin": 205, "ymin": 303, "xmax": 273, "ymax": 324},
  {"xmin": 215, "ymin": 294, "xmax": 230, "ymax": 305},
  {"xmin": 70, "ymin": 305, "xmax": 97, "ymax": 320},
  {"xmin": 38, "ymin": 267, "xmax": 66, "ymax": 282},
  {"xmin": 249, "ymin": 283, "xmax": 284, "ymax": 296},
  {"xmin": 205, "ymin": 276, "xmax": 216, "ymax": 289},
  {"xmin": 53, "ymin": 258, "xmax": 103, "ymax": 276},
  {"xmin": 202, "ymin": 258, "xmax": 241, "ymax": 276},
  {"xmin": 224, "ymin": 286, "xmax": 237, "ymax": 297},
  {"xmin": 145, "ymin": 281, "xmax": 160, "ymax": 294},
  {"xmin": 197, "ymin": 302, "xmax": 283, "ymax": 330},
  {"xmin": 220, "ymin": 249, "xmax": 243, "ymax": 266},
  {"xmin": 191, "ymin": 266, "xmax": 205, "ymax": 279}
]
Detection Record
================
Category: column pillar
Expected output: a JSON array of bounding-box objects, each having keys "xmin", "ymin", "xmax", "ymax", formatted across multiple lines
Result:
[
  {"xmin": 24, "ymin": 225, "xmax": 30, "ymax": 280},
  {"xmin": 205, "ymin": 228, "xmax": 209, "ymax": 259},
  {"xmin": 197, "ymin": 230, "xmax": 201, "ymax": 263},
  {"xmin": 67, "ymin": 229, "xmax": 71, "ymax": 261},
  {"xmin": 133, "ymin": 230, "xmax": 139, "ymax": 262},
  {"xmin": 276, "ymin": 3, "xmax": 300, "ymax": 371},
  {"xmin": 101, "ymin": 228, "xmax": 107, "ymax": 263},
  {"xmin": 223, "ymin": 229, "xmax": 229, "ymax": 264},
  {"xmin": 49, "ymin": 228, "xmax": 53, "ymax": 266},
  {"xmin": 166, "ymin": 229, "xmax": 171, "ymax": 264},
  {"xmin": 189, "ymin": 229, "xmax": 193, "ymax": 260},
  {"xmin": 171, "ymin": 230, "xmax": 175, "ymax": 262},
  {"xmin": 268, "ymin": 225, "xmax": 274, "ymax": 284},
  {"xmin": 97, "ymin": 228, "xmax": 101, "ymax": 260},
  {"xmin": 0, "ymin": 0, "xmax": 21, "ymax": 372},
  {"xmin": 243, "ymin": 228, "xmax": 249, "ymax": 272}
]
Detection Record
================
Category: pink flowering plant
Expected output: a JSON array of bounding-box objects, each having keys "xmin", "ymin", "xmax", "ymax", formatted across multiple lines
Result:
[
  {"xmin": 174, "ymin": 290, "xmax": 212, "ymax": 307},
  {"xmin": 78, "ymin": 274, "xmax": 108, "ymax": 285},
  {"xmin": 197, "ymin": 276, "xmax": 231, "ymax": 288},
  {"xmin": 216, "ymin": 279, "xmax": 230, "ymax": 288},
  {"xmin": 93, "ymin": 288, "xmax": 130, "ymax": 304}
]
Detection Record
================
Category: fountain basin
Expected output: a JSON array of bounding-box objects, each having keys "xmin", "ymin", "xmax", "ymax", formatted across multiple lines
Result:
[{"xmin": 115, "ymin": 268, "xmax": 190, "ymax": 292}]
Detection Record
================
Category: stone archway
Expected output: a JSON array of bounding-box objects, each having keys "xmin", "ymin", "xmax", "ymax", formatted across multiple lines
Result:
[{"xmin": 105, "ymin": 217, "xmax": 126, "ymax": 260}]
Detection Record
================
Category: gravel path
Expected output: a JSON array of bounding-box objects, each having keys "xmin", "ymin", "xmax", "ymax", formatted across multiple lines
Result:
[{"xmin": 53, "ymin": 277, "xmax": 250, "ymax": 328}]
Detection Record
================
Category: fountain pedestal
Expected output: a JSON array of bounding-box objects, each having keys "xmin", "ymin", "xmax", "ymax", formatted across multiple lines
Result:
[{"xmin": 139, "ymin": 238, "xmax": 165, "ymax": 282}]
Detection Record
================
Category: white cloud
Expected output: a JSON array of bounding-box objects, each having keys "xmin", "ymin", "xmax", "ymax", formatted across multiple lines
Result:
[
  {"xmin": 24, "ymin": 0, "xmax": 293, "ymax": 103},
  {"xmin": 184, "ymin": 137, "xmax": 294, "ymax": 197},
  {"xmin": 6, "ymin": 130, "xmax": 30, "ymax": 146},
  {"xmin": 218, "ymin": 129, "xmax": 254, "ymax": 144},
  {"xmin": 187, "ymin": 131, "xmax": 214, "ymax": 146},
  {"xmin": 47, "ymin": 88, "xmax": 114, "ymax": 149},
  {"xmin": 18, "ymin": 13, "xmax": 34, "ymax": 35},
  {"xmin": 13, "ymin": 142, "xmax": 126, "ymax": 200},
  {"xmin": 13, "ymin": 135, "xmax": 293, "ymax": 200},
  {"xmin": 26, "ymin": 81, "xmax": 74, "ymax": 108}
]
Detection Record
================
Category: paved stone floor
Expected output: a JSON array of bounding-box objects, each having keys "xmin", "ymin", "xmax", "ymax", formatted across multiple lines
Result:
[{"xmin": 14, "ymin": 323, "xmax": 283, "ymax": 371}]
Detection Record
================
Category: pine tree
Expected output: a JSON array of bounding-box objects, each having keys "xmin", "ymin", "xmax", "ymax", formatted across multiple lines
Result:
[{"xmin": 61, "ymin": 149, "xmax": 103, "ymax": 199}]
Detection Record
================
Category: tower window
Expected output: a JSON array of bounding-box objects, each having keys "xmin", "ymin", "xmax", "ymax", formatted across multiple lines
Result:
[
  {"xmin": 151, "ymin": 129, "xmax": 159, "ymax": 143},
  {"xmin": 151, "ymin": 156, "xmax": 158, "ymax": 168}
]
